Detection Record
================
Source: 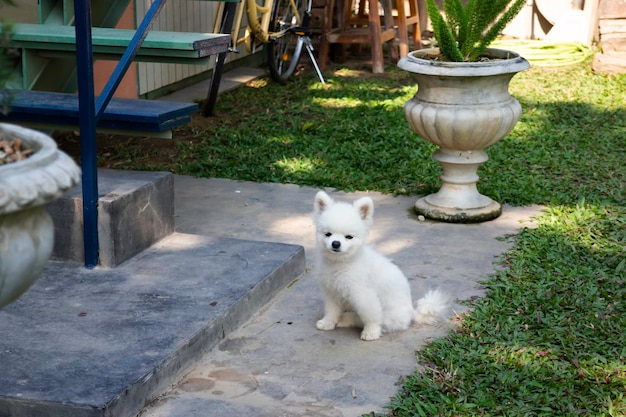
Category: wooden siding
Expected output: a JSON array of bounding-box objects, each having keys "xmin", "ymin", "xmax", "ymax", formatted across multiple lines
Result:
[
  {"xmin": 135, "ymin": 0, "xmax": 253, "ymax": 96},
  {"xmin": 593, "ymin": 0, "xmax": 626, "ymax": 73}
]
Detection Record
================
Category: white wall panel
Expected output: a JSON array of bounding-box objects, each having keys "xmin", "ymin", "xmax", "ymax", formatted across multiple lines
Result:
[{"xmin": 135, "ymin": 0, "xmax": 250, "ymax": 96}]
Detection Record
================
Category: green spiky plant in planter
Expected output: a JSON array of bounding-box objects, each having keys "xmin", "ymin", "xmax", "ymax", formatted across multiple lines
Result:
[
  {"xmin": 0, "ymin": 0, "xmax": 81, "ymax": 308},
  {"xmin": 426, "ymin": 0, "xmax": 527, "ymax": 62},
  {"xmin": 398, "ymin": 0, "xmax": 529, "ymax": 223}
]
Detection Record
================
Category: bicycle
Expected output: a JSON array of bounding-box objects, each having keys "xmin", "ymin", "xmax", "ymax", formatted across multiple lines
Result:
[{"xmin": 203, "ymin": 0, "xmax": 325, "ymax": 116}]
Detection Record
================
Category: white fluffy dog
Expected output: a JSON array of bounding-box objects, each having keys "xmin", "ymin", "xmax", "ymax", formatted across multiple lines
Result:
[{"xmin": 313, "ymin": 191, "xmax": 449, "ymax": 341}]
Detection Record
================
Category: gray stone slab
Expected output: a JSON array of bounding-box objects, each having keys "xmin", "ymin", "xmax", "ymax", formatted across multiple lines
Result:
[
  {"xmin": 47, "ymin": 169, "xmax": 175, "ymax": 267},
  {"xmin": 0, "ymin": 233, "xmax": 305, "ymax": 417}
]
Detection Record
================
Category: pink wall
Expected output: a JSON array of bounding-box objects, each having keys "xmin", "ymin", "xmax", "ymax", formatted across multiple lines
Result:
[{"xmin": 93, "ymin": 2, "xmax": 138, "ymax": 98}]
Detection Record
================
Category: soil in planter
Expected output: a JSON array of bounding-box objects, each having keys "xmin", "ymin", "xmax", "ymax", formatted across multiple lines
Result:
[
  {"xmin": 0, "ymin": 134, "xmax": 34, "ymax": 164},
  {"xmin": 419, "ymin": 50, "xmax": 516, "ymax": 62}
]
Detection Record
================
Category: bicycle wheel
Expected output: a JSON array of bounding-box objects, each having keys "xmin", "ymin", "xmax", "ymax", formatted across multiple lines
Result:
[{"xmin": 267, "ymin": 0, "xmax": 306, "ymax": 84}]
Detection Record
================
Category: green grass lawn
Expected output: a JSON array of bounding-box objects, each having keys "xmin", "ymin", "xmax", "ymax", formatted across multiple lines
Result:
[
  {"xmin": 84, "ymin": 56, "xmax": 625, "ymax": 416},
  {"xmin": 388, "ymin": 203, "xmax": 625, "ymax": 416}
]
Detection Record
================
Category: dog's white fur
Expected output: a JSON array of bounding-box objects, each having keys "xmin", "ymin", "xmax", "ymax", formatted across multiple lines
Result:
[{"xmin": 313, "ymin": 191, "xmax": 449, "ymax": 341}]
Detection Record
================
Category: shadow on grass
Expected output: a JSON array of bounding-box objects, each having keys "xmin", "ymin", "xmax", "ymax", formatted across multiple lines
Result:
[{"xmin": 479, "ymin": 99, "xmax": 624, "ymax": 207}]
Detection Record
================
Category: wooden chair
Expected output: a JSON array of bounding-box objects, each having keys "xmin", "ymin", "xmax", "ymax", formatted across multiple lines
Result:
[
  {"xmin": 346, "ymin": 0, "xmax": 422, "ymax": 56},
  {"xmin": 318, "ymin": 0, "xmax": 398, "ymax": 73},
  {"xmin": 393, "ymin": 0, "xmax": 422, "ymax": 56}
]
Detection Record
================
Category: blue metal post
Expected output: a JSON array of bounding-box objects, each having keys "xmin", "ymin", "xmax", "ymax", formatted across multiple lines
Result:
[
  {"xmin": 74, "ymin": 0, "xmax": 99, "ymax": 268},
  {"xmin": 73, "ymin": 0, "xmax": 169, "ymax": 267}
]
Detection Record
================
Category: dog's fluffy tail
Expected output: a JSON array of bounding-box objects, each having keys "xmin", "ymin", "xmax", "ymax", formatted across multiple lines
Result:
[{"xmin": 413, "ymin": 289, "xmax": 450, "ymax": 325}]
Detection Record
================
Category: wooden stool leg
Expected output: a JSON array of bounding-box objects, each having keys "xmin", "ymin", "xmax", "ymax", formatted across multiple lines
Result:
[
  {"xmin": 395, "ymin": 0, "xmax": 409, "ymax": 57},
  {"xmin": 321, "ymin": 0, "xmax": 396, "ymax": 73},
  {"xmin": 319, "ymin": 0, "xmax": 336, "ymax": 70},
  {"xmin": 417, "ymin": 0, "xmax": 427, "ymax": 49},
  {"xmin": 367, "ymin": 0, "xmax": 384, "ymax": 73},
  {"xmin": 357, "ymin": 0, "xmax": 367, "ymax": 20},
  {"xmin": 409, "ymin": 0, "xmax": 422, "ymax": 49},
  {"xmin": 382, "ymin": 0, "xmax": 398, "ymax": 62}
]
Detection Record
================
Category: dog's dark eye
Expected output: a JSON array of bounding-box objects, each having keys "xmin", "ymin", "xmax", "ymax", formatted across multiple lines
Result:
[
  {"xmin": 325, "ymin": 232, "xmax": 332, "ymax": 237},
  {"xmin": 345, "ymin": 235, "xmax": 354, "ymax": 240}
]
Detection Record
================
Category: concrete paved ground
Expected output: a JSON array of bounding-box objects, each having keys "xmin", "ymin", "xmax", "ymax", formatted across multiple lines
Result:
[{"xmin": 138, "ymin": 176, "xmax": 543, "ymax": 417}]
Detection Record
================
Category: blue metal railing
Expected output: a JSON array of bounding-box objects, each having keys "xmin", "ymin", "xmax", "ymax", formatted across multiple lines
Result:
[{"xmin": 73, "ymin": 0, "xmax": 166, "ymax": 268}]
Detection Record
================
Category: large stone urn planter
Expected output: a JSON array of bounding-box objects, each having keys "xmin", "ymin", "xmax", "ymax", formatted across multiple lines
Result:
[
  {"xmin": 0, "ymin": 123, "xmax": 80, "ymax": 308},
  {"xmin": 398, "ymin": 48, "xmax": 530, "ymax": 223}
]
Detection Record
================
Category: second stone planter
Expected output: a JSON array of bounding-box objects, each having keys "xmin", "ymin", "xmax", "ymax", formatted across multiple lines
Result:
[{"xmin": 398, "ymin": 48, "xmax": 530, "ymax": 223}]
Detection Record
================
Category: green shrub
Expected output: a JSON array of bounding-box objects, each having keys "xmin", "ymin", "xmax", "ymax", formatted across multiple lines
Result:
[{"xmin": 426, "ymin": 0, "xmax": 526, "ymax": 62}]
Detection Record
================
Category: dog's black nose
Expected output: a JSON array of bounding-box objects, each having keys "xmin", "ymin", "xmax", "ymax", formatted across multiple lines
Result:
[{"xmin": 332, "ymin": 241, "xmax": 341, "ymax": 249}]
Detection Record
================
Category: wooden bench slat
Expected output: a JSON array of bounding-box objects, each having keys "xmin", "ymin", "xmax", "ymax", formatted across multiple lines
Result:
[
  {"xmin": 10, "ymin": 24, "xmax": 231, "ymax": 58},
  {"xmin": 20, "ymin": 43, "xmax": 217, "ymax": 60},
  {"xmin": 36, "ymin": 50, "xmax": 213, "ymax": 65},
  {"xmin": 15, "ymin": 40, "xmax": 227, "ymax": 59},
  {"xmin": 0, "ymin": 90, "xmax": 198, "ymax": 133}
]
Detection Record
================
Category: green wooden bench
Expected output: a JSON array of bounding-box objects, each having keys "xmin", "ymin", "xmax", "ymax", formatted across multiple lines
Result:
[
  {"xmin": 0, "ymin": 23, "xmax": 231, "ymax": 137},
  {"xmin": 2, "ymin": 19, "xmax": 233, "ymax": 136},
  {"xmin": 10, "ymin": 23, "xmax": 231, "ymax": 65}
]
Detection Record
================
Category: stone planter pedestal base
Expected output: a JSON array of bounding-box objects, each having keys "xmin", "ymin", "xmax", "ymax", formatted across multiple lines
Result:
[{"xmin": 415, "ymin": 149, "xmax": 501, "ymax": 223}]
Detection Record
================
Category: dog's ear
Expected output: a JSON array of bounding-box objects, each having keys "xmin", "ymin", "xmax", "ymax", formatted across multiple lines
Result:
[
  {"xmin": 354, "ymin": 197, "xmax": 374, "ymax": 223},
  {"xmin": 314, "ymin": 191, "xmax": 333, "ymax": 214}
]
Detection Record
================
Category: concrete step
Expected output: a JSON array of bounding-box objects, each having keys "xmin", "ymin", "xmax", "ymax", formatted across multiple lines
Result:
[
  {"xmin": 47, "ymin": 169, "xmax": 175, "ymax": 268},
  {"xmin": 0, "ymin": 233, "xmax": 305, "ymax": 417}
]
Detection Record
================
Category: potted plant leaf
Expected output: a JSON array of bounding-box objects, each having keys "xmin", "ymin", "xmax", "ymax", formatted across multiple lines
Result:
[
  {"xmin": 0, "ymin": 0, "xmax": 81, "ymax": 308},
  {"xmin": 398, "ymin": 0, "xmax": 530, "ymax": 223}
]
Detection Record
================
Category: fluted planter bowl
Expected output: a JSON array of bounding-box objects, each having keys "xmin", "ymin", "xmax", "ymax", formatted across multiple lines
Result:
[
  {"xmin": 398, "ymin": 48, "xmax": 530, "ymax": 223},
  {"xmin": 0, "ymin": 123, "xmax": 80, "ymax": 308}
]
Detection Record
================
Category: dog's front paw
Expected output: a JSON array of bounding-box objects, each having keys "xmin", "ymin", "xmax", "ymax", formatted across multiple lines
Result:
[
  {"xmin": 360, "ymin": 324, "xmax": 382, "ymax": 341},
  {"xmin": 316, "ymin": 318, "xmax": 337, "ymax": 331}
]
